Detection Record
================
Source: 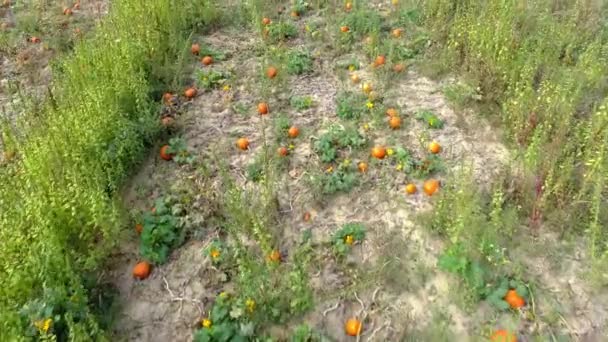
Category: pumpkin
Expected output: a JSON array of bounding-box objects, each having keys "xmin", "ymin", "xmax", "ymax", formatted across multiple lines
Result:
[
  {"xmin": 135, "ymin": 223, "xmax": 143, "ymax": 234},
  {"xmin": 340, "ymin": 26, "xmax": 350, "ymax": 33},
  {"xmin": 257, "ymin": 102, "xmax": 269, "ymax": 115},
  {"xmin": 63, "ymin": 7, "xmax": 73, "ymax": 15},
  {"xmin": 386, "ymin": 108, "xmax": 398, "ymax": 117},
  {"xmin": 161, "ymin": 116, "xmax": 175, "ymax": 127},
  {"xmin": 266, "ymin": 66, "xmax": 278, "ymax": 79},
  {"xmin": 389, "ymin": 116, "xmax": 401, "ymax": 129},
  {"xmin": 201, "ymin": 56, "xmax": 213, "ymax": 66},
  {"xmin": 290, "ymin": 11, "xmax": 299, "ymax": 18},
  {"xmin": 350, "ymin": 74, "xmax": 360, "ymax": 84},
  {"xmin": 72, "ymin": 1, "xmax": 80, "ymax": 10},
  {"xmin": 490, "ymin": 330, "xmax": 517, "ymax": 342},
  {"xmin": 277, "ymin": 146, "xmax": 289, "ymax": 156},
  {"xmin": 262, "ymin": 17, "xmax": 271, "ymax": 25},
  {"xmin": 236, "ymin": 138, "xmax": 250, "ymax": 151},
  {"xmin": 345, "ymin": 2, "xmax": 352, "ymax": 11},
  {"xmin": 405, "ymin": 183, "xmax": 417, "ymax": 194},
  {"xmin": 288, "ymin": 126, "xmax": 299, "ymax": 138},
  {"xmin": 392, "ymin": 28, "xmax": 402, "ymax": 38},
  {"xmin": 162, "ymin": 92, "xmax": 173, "ymax": 104},
  {"xmin": 191, "ymin": 43, "xmax": 200, "ymax": 55},
  {"xmin": 160, "ymin": 145, "xmax": 173, "ymax": 161},
  {"xmin": 362, "ymin": 82, "xmax": 372, "ymax": 94},
  {"xmin": 268, "ymin": 249, "xmax": 281, "ymax": 262},
  {"xmin": 393, "ymin": 63, "xmax": 405, "ymax": 73},
  {"xmin": 429, "ymin": 141, "xmax": 441, "ymax": 154},
  {"xmin": 133, "ymin": 261, "xmax": 151, "ymax": 280},
  {"xmin": 374, "ymin": 55, "xmax": 386, "ymax": 67},
  {"xmin": 392, "ymin": 0, "xmax": 399, "ymax": 5},
  {"xmin": 358, "ymin": 162, "xmax": 368, "ymax": 173},
  {"xmin": 371, "ymin": 146, "xmax": 386, "ymax": 159},
  {"xmin": 344, "ymin": 318, "xmax": 362, "ymax": 336},
  {"xmin": 423, "ymin": 179, "xmax": 440, "ymax": 196},
  {"xmin": 504, "ymin": 289, "xmax": 525, "ymax": 309},
  {"xmin": 184, "ymin": 87, "xmax": 197, "ymax": 99},
  {"xmin": 30, "ymin": 36, "xmax": 41, "ymax": 43},
  {"xmin": 303, "ymin": 211, "xmax": 311, "ymax": 222}
]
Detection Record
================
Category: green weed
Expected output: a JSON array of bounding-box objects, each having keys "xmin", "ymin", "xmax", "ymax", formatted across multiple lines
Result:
[
  {"xmin": 415, "ymin": 110, "xmax": 444, "ymax": 129},
  {"xmin": 313, "ymin": 124, "xmax": 367, "ymax": 163},
  {"xmin": 197, "ymin": 69, "xmax": 230, "ymax": 91},
  {"xmin": 332, "ymin": 223, "xmax": 366, "ymax": 257},
  {"xmin": 140, "ymin": 197, "xmax": 185, "ymax": 264},
  {"xmin": 290, "ymin": 96, "xmax": 314, "ymax": 110},
  {"xmin": 167, "ymin": 137, "xmax": 196, "ymax": 165},
  {"xmin": 286, "ymin": 49, "xmax": 314, "ymax": 75}
]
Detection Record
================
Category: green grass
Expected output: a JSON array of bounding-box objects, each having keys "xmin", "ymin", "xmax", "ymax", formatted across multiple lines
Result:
[{"xmin": 0, "ymin": 0, "xmax": 221, "ymax": 339}]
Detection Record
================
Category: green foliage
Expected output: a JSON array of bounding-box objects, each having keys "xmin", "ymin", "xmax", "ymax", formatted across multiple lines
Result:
[
  {"xmin": 204, "ymin": 240, "xmax": 226, "ymax": 265},
  {"xmin": 140, "ymin": 197, "xmax": 185, "ymax": 264},
  {"xmin": 197, "ymin": 69, "xmax": 229, "ymax": 91},
  {"xmin": 0, "ymin": 0, "xmax": 216, "ymax": 339},
  {"xmin": 167, "ymin": 137, "xmax": 196, "ymax": 165},
  {"xmin": 341, "ymin": 8, "xmax": 382, "ymax": 38},
  {"xmin": 313, "ymin": 125, "xmax": 366, "ymax": 163},
  {"xmin": 415, "ymin": 110, "xmax": 444, "ymax": 129},
  {"xmin": 286, "ymin": 49, "xmax": 314, "ymax": 75},
  {"xmin": 438, "ymin": 243, "xmax": 488, "ymax": 300},
  {"xmin": 266, "ymin": 21, "xmax": 298, "ymax": 42},
  {"xmin": 486, "ymin": 278, "xmax": 529, "ymax": 311},
  {"xmin": 290, "ymin": 96, "xmax": 314, "ymax": 110},
  {"xmin": 291, "ymin": 0, "xmax": 309, "ymax": 16},
  {"xmin": 193, "ymin": 294, "xmax": 256, "ymax": 342},
  {"xmin": 412, "ymin": 154, "xmax": 444, "ymax": 178},
  {"xmin": 336, "ymin": 91, "xmax": 368, "ymax": 120},
  {"xmin": 313, "ymin": 161, "xmax": 358, "ymax": 195},
  {"xmin": 332, "ymin": 223, "xmax": 366, "ymax": 257},
  {"xmin": 291, "ymin": 324, "xmax": 331, "ymax": 342}
]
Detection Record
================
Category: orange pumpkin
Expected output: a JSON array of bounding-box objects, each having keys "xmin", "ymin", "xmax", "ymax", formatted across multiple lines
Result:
[
  {"xmin": 429, "ymin": 141, "xmax": 441, "ymax": 154},
  {"xmin": 72, "ymin": 1, "xmax": 80, "ymax": 10},
  {"xmin": 184, "ymin": 87, "xmax": 197, "ymax": 99},
  {"xmin": 345, "ymin": 2, "xmax": 352, "ymax": 11},
  {"xmin": 389, "ymin": 116, "xmax": 401, "ymax": 129},
  {"xmin": 236, "ymin": 138, "xmax": 250, "ymax": 151},
  {"xmin": 423, "ymin": 179, "xmax": 440, "ymax": 196},
  {"xmin": 340, "ymin": 26, "xmax": 350, "ymax": 33},
  {"xmin": 133, "ymin": 261, "xmax": 151, "ymax": 280},
  {"xmin": 162, "ymin": 92, "xmax": 173, "ymax": 104},
  {"xmin": 257, "ymin": 102, "xmax": 269, "ymax": 115},
  {"xmin": 201, "ymin": 56, "xmax": 213, "ymax": 66},
  {"xmin": 350, "ymin": 74, "xmax": 360, "ymax": 84},
  {"xmin": 266, "ymin": 66, "xmax": 278, "ymax": 79},
  {"xmin": 344, "ymin": 318, "xmax": 362, "ymax": 336},
  {"xmin": 490, "ymin": 330, "xmax": 517, "ymax": 342},
  {"xmin": 290, "ymin": 11, "xmax": 299, "ymax": 18},
  {"xmin": 277, "ymin": 146, "xmax": 289, "ymax": 156},
  {"xmin": 63, "ymin": 7, "xmax": 73, "ymax": 15},
  {"xmin": 161, "ymin": 116, "xmax": 175, "ymax": 127},
  {"xmin": 393, "ymin": 63, "xmax": 405, "ymax": 73},
  {"xmin": 358, "ymin": 162, "xmax": 368, "ymax": 173},
  {"xmin": 405, "ymin": 183, "xmax": 417, "ymax": 195},
  {"xmin": 374, "ymin": 55, "xmax": 386, "ymax": 67},
  {"xmin": 386, "ymin": 108, "xmax": 398, "ymax": 117},
  {"xmin": 262, "ymin": 17, "xmax": 271, "ymax": 25},
  {"xmin": 135, "ymin": 223, "xmax": 144, "ymax": 234},
  {"xmin": 191, "ymin": 43, "xmax": 200, "ymax": 55},
  {"xmin": 504, "ymin": 289, "xmax": 525, "ymax": 309},
  {"xmin": 30, "ymin": 36, "xmax": 41, "ymax": 43},
  {"xmin": 268, "ymin": 249, "xmax": 281, "ymax": 262},
  {"xmin": 303, "ymin": 211, "xmax": 311, "ymax": 222},
  {"xmin": 160, "ymin": 145, "xmax": 173, "ymax": 161},
  {"xmin": 392, "ymin": 28, "xmax": 402, "ymax": 38},
  {"xmin": 371, "ymin": 146, "xmax": 386, "ymax": 159},
  {"xmin": 288, "ymin": 126, "xmax": 299, "ymax": 138}
]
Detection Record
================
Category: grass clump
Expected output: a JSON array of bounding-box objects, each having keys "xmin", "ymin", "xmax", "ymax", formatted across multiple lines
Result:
[{"xmin": 0, "ymin": 0, "xmax": 220, "ymax": 339}]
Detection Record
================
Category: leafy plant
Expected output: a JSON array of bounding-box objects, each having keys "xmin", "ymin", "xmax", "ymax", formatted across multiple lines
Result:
[
  {"xmin": 313, "ymin": 161, "xmax": 358, "ymax": 195},
  {"xmin": 204, "ymin": 240, "xmax": 226, "ymax": 265},
  {"xmin": 290, "ymin": 96, "xmax": 314, "ymax": 110},
  {"xmin": 193, "ymin": 294, "xmax": 256, "ymax": 342},
  {"xmin": 291, "ymin": 324, "xmax": 331, "ymax": 342},
  {"xmin": 416, "ymin": 110, "xmax": 444, "ymax": 129},
  {"xmin": 486, "ymin": 278, "xmax": 530, "ymax": 311},
  {"xmin": 286, "ymin": 49, "xmax": 313, "ymax": 75},
  {"xmin": 438, "ymin": 243, "xmax": 488, "ymax": 300},
  {"xmin": 332, "ymin": 223, "xmax": 366, "ymax": 257},
  {"xmin": 313, "ymin": 125, "xmax": 366, "ymax": 163},
  {"xmin": 197, "ymin": 69, "xmax": 229, "ymax": 91},
  {"xmin": 341, "ymin": 8, "xmax": 382, "ymax": 37},
  {"xmin": 140, "ymin": 197, "xmax": 185, "ymax": 264},
  {"xmin": 266, "ymin": 22, "xmax": 298, "ymax": 42},
  {"xmin": 167, "ymin": 137, "xmax": 196, "ymax": 165},
  {"xmin": 336, "ymin": 91, "xmax": 368, "ymax": 120},
  {"xmin": 391, "ymin": 147, "xmax": 416, "ymax": 173},
  {"xmin": 412, "ymin": 154, "xmax": 444, "ymax": 178}
]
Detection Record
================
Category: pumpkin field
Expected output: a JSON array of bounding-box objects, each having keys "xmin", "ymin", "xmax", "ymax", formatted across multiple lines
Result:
[{"xmin": 1, "ymin": 1, "xmax": 608, "ymax": 341}]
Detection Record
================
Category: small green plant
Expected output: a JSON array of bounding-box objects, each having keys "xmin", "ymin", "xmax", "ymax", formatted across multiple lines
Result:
[
  {"xmin": 273, "ymin": 114, "xmax": 291, "ymax": 140},
  {"xmin": 246, "ymin": 158, "xmax": 264, "ymax": 182},
  {"xmin": 313, "ymin": 161, "xmax": 358, "ymax": 195},
  {"xmin": 313, "ymin": 125, "xmax": 366, "ymax": 163},
  {"xmin": 167, "ymin": 137, "xmax": 196, "ymax": 165},
  {"xmin": 438, "ymin": 243, "xmax": 488, "ymax": 301},
  {"xmin": 332, "ymin": 223, "xmax": 366, "ymax": 257},
  {"xmin": 286, "ymin": 49, "xmax": 313, "ymax": 75},
  {"xmin": 336, "ymin": 91, "xmax": 368, "ymax": 120},
  {"xmin": 486, "ymin": 278, "xmax": 529, "ymax": 311},
  {"xmin": 193, "ymin": 293, "xmax": 256, "ymax": 342},
  {"xmin": 197, "ymin": 69, "xmax": 229, "ymax": 91},
  {"xmin": 140, "ymin": 197, "xmax": 185, "ymax": 264},
  {"xmin": 391, "ymin": 147, "xmax": 416, "ymax": 173},
  {"xmin": 266, "ymin": 22, "xmax": 298, "ymax": 42},
  {"xmin": 291, "ymin": 324, "xmax": 330, "ymax": 342},
  {"xmin": 204, "ymin": 240, "xmax": 226, "ymax": 265},
  {"xmin": 290, "ymin": 96, "xmax": 314, "ymax": 110},
  {"xmin": 443, "ymin": 82, "xmax": 483, "ymax": 108},
  {"xmin": 291, "ymin": 0, "xmax": 308, "ymax": 16},
  {"xmin": 341, "ymin": 8, "xmax": 382, "ymax": 38},
  {"xmin": 416, "ymin": 110, "xmax": 445, "ymax": 129},
  {"xmin": 412, "ymin": 154, "xmax": 444, "ymax": 178}
]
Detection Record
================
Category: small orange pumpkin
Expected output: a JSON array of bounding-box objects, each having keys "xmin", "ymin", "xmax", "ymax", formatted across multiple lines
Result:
[
  {"xmin": 392, "ymin": 28, "xmax": 402, "ymax": 38},
  {"xmin": 236, "ymin": 138, "xmax": 250, "ymax": 151},
  {"xmin": 262, "ymin": 17, "xmax": 271, "ymax": 25},
  {"xmin": 405, "ymin": 183, "xmax": 417, "ymax": 194},
  {"xmin": 268, "ymin": 249, "xmax": 281, "ymax": 262},
  {"xmin": 344, "ymin": 318, "xmax": 362, "ymax": 336},
  {"xmin": 386, "ymin": 108, "xmax": 398, "ymax": 117},
  {"xmin": 257, "ymin": 102, "xmax": 269, "ymax": 115},
  {"xmin": 161, "ymin": 116, "xmax": 175, "ymax": 127},
  {"xmin": 340, "ymin": 26, "xmax": 350, "ymax": 33},
  {"xmin": 358, "ymin": 162, "xmax": 368, "ymax": 173},
  {"xmin": 135, "ymin": 223, "xmax": 144, "ymax": 234},
  {"xmin": 133, "ymin": 261, "xmax": 151, "ymax": 280},
  {"xmin": 303, "ymin": 211, "xmax": 311, "ymax": 222},
  {"xmin": 389, "ymin": 116, "xmax": 401, "ymax": 129},
  {"xmin": 423, "ymin": 179, "xmax": 440, "ymax": 196},
  {"xmin": 429, "ymin": 141, "xmax": 441, "ymax": 154},
  {"xmin": 374, "ymin": 55, "xmax": 386, "ymax": 67},
  {"xmin": 393, "ymin": 63, "xmax": 405, "ymax": 73},
  {"xmin": 371, "ymin": 146, "xmax": 386, "ymax": 159},
  {"xmin": 162, "ymin": 92, "xmax": 173, "ymax": 104},
  {"xmin": 345, "ymin": 2, "xmax": 352, "ymax": 11},
  {"xmin": 201, "ymin": 56, "xmax": 213, "ymax": 66},
  {"xmin": 160, "ymin": 145, "xmax": 173, "ymax": 161},
  {"xmin": 184, "ymin": 87, "xmax": 197, "ymax": 99},
  {"xmin": 266, "ymin": 66, "xmax": 278, "ymax": 79},
  {"xmin": 277, "ymin": 146, "xmax": 289, "ymax": 156},
  {"xmin": 191, "ymin": 43, "xmax": 200, "ymax": 55},
  {"xmin": 490, "ymin": 330, "xmax": 517, "ymax": 342},
  {"xmin": 63, "ymin": 7, "xmax": 73, "ymax": 15},
  {"xmin": 288, "ymin": 126, "xmax": 299, "ymax": 138}
]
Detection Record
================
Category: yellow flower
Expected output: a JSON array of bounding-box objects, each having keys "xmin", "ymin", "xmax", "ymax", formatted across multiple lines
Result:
[
  {"xmin": 219, "ymin": 292, "xmax": 228, "ymax": 299},
  {"xmin": 246, "ymin": 298, "xmax": 256, "ymax": 312},
  {"xmin": 202, "ymin": 318, "xmax": 212, "ymax": 328},
  {"xmin": 345, "ymin": 235, "xmax": 354, "ymax": 245},
  {"xmin": 386, "ymin": 148, "xmax": 394, "ymax": 156},
  {"xmin": 396, "ymin": 163, "xmax": 403, "ymax": 171},
  {"xmin": 305, "ymin": 24, "xmax": 311, "ymax": 32},
  {"xmin": 222, "ymin": 85, "xmax": 231, "ymax": 91},
  {"xmin": 34, "ymin": 318, "xmax": 52, "ymax": 333},
  {"xmin": 210, "ymin": 249, "xmax": 220, "ymax": 260},
  {"xmin": 366, "ymin": 101, "xmax": 374, "ymax": 109},
  {"xmin": 326, "ymin": 166, "xmax": 333, "ymax": 173},
  {"xmin": 348, "ymin": 65, "xmax": 356, "ymax": 71},
  {"xmin": 343, "ymin": 159, "xmax": 351, "ymax": 166},
  {"xmin": 362, "ymin": 123, "xmax": 370, "ymax": 131},
  {"xmin": 288, "ymin": 144, "xmax": 295, "ymax": 150}
]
